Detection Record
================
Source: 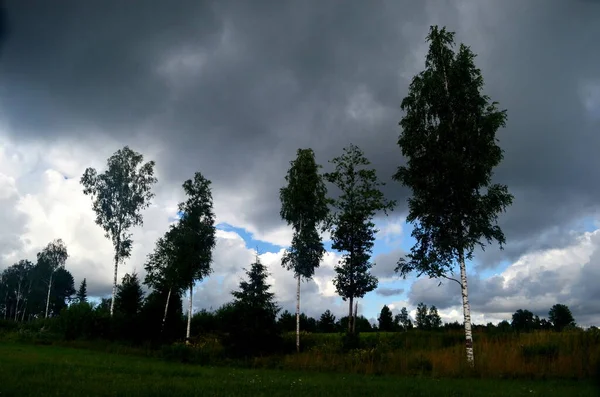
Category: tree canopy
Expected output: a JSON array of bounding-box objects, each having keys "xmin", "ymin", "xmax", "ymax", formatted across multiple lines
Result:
[
  {"xmin": 394, "ymin": 25, "xmax": 513, "ymax": 366},
  {"xmin": 80, "ymin": 146, "xmax": 157, "ymax": 316},
  {"xmin": 324, "ymin": 144, "xmax": 395, "ymax": 333}
]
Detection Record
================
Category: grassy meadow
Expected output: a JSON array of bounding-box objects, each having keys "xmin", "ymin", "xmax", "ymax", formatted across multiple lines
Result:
[{"xmin": 0, "ymin": 341, "xmax": 598, "ymax": 397}]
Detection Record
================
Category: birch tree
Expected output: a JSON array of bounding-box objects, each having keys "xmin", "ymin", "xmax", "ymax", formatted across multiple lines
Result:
[
  {"xmin": 170, "ymin": 172, "xmax": 216, "ymax": 342},
  {"xmin": 37, "ymin": 239, "xmax": 69, "ymax": 318},
  {"xmin": 394, "ymin": 25, "xmax": 513, "ymax": 366},
  {"xmin": 144, "ymin": 228, "xmax": 183, "ymax": 333},
  {"xmin": 80, "ymin": 146, "xmax": 157, "ymax": 316},
  {"xmin": 324, "ymin": 144, "xmax": 395, "ymax": 334},
  {"xmin": 279, "ymin": 148, "xmax": 329, "ymax": 352}
]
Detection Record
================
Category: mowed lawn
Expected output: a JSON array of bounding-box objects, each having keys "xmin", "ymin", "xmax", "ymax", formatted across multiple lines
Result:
[{"xmin": 0, "ymin": 342, "xmax": 597, "ymax": 397}]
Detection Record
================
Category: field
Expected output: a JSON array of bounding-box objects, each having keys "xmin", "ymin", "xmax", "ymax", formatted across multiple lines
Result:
[{"xmin": 0, "ymin": 341, "xmax": 597, "ymax": 397}]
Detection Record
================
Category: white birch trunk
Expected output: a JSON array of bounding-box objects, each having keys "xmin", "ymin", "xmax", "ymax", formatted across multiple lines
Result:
[
  {"xmin": 296, "ymin": 274, "xmax": 300, "ymax": 353},
  {"xmin": 347, "ymin": 297, "xmax": 353, "ymax": 333},
  {"xmin": 109, "ymin": 256, "xmax": 119, "ymax": 317},
  {"xmin": 352, "ymin": 301, "xmax": 358, "ymax": 334},
  {"xmin": 45, "ymin": 273, "xmax": 53, "ymax": 319},
  {"xmin": 459, "ymin": 251, "xmax": 474, "ymax": 366},
  {"xmin": 162, "ymin": 287, "xmax": 172, "ymax": 333},
  {"xmin": 186, "ymin": 284, "xmax": 193, "ymax": 344},
  {"xmin": 14, "ymin": 288, "xmax": 20, "ymax": 321}
]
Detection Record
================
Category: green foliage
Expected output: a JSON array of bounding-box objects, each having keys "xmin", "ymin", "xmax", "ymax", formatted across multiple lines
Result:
[
  {"xmin": 226, "ymin": 256, "xmax": 281, "ymax": 356},
  {"xmin": 428, "ymin": 305, "xmax": 442, "ymax": 329},
  {"xmin": 80, "ymin": 146, "xmax": 157, "ymax": 316},
  {"xmin": 58, "ymin": 302, "xmax": 108, "ymax": 340},
  {"xmin": 1, "ymin": 256, "xmax": 75, "ymax": 320},
  {"xmin": 394, "ymin": 307, "xmax": 413, "ymax": 331},
  {"xmin": 415, "ymin": 302, "xmax": 429, "ymax": 329},
  {"xmin": 5, "ymin": 342, "xmax": 596, "ymax": 397},
  {"xmin": 76, "ymin": 278, "xmax": 87, "ymax": 303},
  {"xmin": 324, "ymin": 144, "xmax": 395, "ymax": 332},
  {"xmin": 394, "ymin": 25, "xmax": 513, "ymax": 278},
  {"xmin": 549, "ymin": 304, "xmax": 576, "ymax": 331},
  {"xmin": 318, "ymin": 309, "xmax": 337, "ymax": 333},
  {"xmin": 115, "ymin": 273, "xmax": 144, "ymax": 318},
  {"xmin": 139, "ymin": 288, "xmax": 184, "ymax": 344},
  {"xmin": 171, "ymin": 171, "xmax": 217, "ymax": 289},
  {"xmin": 512, "ymin": 309, "xmax": 536, "ymax": 332},
  {"xmin": 377, "ymin": 305, "xmax": 394, "ymax": 332},
  {"xmin": 37, "ymin": 239, "xmax": 69, "ymax": 273},
  {"xmin": 80, "ymin": 146, "xmax": 157, "ymax": 264},
  {"xmin": 280, "ymin": 148, "xmax": 329, "ymax": 280}
]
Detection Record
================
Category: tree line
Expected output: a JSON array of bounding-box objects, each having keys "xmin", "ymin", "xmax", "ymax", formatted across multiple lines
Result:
[{"xmin": 2, "ymin": 25, "xmax": 534, "ymax": 366}]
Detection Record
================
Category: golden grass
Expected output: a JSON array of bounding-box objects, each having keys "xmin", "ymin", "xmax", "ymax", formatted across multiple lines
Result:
[{"xmin": 274, "ymin": 329, "xmax": 600, "ymax": 379}]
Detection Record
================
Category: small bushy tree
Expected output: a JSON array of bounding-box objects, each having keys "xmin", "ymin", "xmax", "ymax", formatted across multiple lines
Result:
[
  {"xmin": 325, "ymin": 144, "xmax": 395, "ymax": 334},
  {"xmin": 378, "ymin": 305, "xmax": 394, "ymax": 332},
  {"xmin": 548, "ymin": 304, "xmax": 576, "ymax": 331}
]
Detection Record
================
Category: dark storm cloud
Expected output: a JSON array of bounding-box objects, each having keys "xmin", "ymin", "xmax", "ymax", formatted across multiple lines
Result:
[
  {"xmin": 376, "ymin": 287, "xmax": 404, "ymax": 297},
  {"xmin": 1, "ymin": 0, "xmax": 600, "ymax": 268}
]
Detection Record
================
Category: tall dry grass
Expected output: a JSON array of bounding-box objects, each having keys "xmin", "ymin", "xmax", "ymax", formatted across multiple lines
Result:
[{"xmin": 269, "ymin": 329, "xmax": 600, "ymax": 379}]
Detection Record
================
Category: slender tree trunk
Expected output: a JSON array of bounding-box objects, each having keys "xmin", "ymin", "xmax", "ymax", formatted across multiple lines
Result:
[
  {"xmin": 186, "ymin": 284, "xmax": 193, "ymax": 344},
  {"xmin": 353, "ymin": 301, "xmax": 358, "ymax": 334},
  {"xmin": 15, "ymin": 283, "xmax": 22, "ymax": 321},
  {"xmin": 45, "ymin": 273, "xmax": 53, "ymax": 319},
  {"xmin": 110, "ymin": 255, "xmax": 119, "ymax": 317},
  {"xmin": 459, "ymin": 251, "xmax": 474, "ymax": 367},
  {"xmin": 296, "ymin": 274, "xmax": 301, "ymax": 353},
  {"xmin": 21, "ymin": 302, "xmax": 27, "ymax": 322},
  {"xmin": 348, "ymin": 296, "xmax": 354, "ymax": 333},
  {"xmin": 162, "ymin": 287, "xmax": 172, "ymax": 334}
]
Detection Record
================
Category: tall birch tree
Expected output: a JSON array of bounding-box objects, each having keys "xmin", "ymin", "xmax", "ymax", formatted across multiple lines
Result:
[
  {"xmin": 144, "ymin": 227, "xmax": 184, "ymax": 333},
  {"xmin": 80, "ymin": 146, "xmax": 157, "ymax": 316},
  {"xmin": 279, "ymin": 148, "xmax": 329, "ymax": 352},
  {"xmin": 394, "ymin": 25, "xmax": 513, "ymax": 366},
  {"xmin": 324, "ymin": 144, "xmax": 395, "ymax": 334},
  {"xmin": 171, "ymin": 172, "xmax": 216, "ymax": 342},
  {"xmin": 37, "ymin": 239, "xmax": 69, "ymax": 318}
]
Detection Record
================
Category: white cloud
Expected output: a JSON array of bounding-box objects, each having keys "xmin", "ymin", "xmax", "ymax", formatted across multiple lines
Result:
[{"xmin": 408, "ymin": 229, "xmax": 600, "ymax": 326}]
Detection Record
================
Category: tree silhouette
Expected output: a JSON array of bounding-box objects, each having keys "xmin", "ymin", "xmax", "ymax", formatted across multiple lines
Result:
[{"xmin": 394, "ymin": 25, "xmax": 513, "ymax": 366}]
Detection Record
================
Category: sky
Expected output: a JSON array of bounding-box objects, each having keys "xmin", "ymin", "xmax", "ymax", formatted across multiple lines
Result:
[{"xmin": 1, "ymin": 0, "xmax": 600, "ymax": 327}]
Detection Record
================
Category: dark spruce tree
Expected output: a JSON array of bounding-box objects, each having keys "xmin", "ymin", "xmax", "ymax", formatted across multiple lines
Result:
[
  {"xmin": 325, "ymin": 144, "xmax": 395, "ymax": 334},
  {"xmin": 318, "ymin": 309, "xmax": 337, "ymax": 333},
  {"xmin": 76, "ymin": 278, "xmax": 87, "ymax": 303},
  {"xmin": 377, "ymin": 305, "xmax": 394, "ymax": 332},
  {"xmin": 394, "ymin": 25, "xmax": 513, "ymax": 366},
  {"xmin": 115, "ymin": 273, "xmax": 144, "ymax": 318},
  {"xmin": 280, "ymin": 148, "xmax": 329, "ymax": 352},
  {"xmin": 225, "ymin": 255, "xmax": 281, "ymax": 356}
]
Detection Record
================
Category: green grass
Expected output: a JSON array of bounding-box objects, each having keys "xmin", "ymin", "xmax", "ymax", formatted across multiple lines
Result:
[{"xmin": 0, "ymin": 342, "xmax": 597, "ymax": 397}]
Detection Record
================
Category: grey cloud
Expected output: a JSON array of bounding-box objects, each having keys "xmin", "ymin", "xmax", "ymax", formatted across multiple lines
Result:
[
  {"xmin": 376, "ymin": 287, "xmax": 404, "ymax": 297},
  {"xmin": 408, "ymin": 231, "xmax": 600, "ymax": 326},
  {"xmin": 372, "ymin": 249, "xmax": 405, "ymax": 279},
  {"xmin": 1, "ymin": 0, "xmax": 600, "ymax": 276}
]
